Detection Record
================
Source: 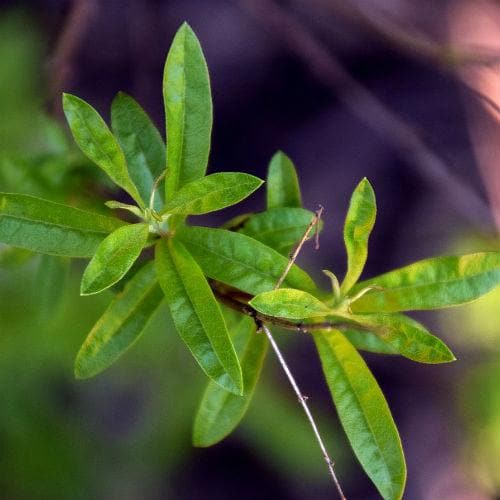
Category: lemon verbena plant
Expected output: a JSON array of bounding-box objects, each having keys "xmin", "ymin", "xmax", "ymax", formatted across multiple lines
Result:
[{"xmin": 1, "ymin": 22, "xmax": 499, "ymax": 500}]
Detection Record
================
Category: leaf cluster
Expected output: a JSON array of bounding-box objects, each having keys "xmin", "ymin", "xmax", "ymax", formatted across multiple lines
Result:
[{"xmin": 1, "ymin": 22, "xmax": 499, "ymax": 500}]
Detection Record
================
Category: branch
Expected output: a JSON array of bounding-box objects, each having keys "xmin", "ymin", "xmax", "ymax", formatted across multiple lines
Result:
[
  {"xmin": 240, "ymin": 0, "xmax": 493, "ymax": 228},
  {"xmin": 322, "ymin": 0, "xmax": 500, "ymax": 68},
  {"xmin": 226, "ymin": 205, "xmax": 347, "ymax": 497},
  {"xmin": 260, "ymin": 323, "xmax": 346, "ymax": 499},
  {"xmin": 212, "ymin": 281, "xmax": 363, "ymax": 333},
  {"xmin": 275, "ymin": 205, "xmax": 323, "ymax": 289}
]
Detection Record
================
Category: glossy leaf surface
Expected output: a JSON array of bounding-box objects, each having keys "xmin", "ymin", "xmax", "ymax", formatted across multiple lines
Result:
[
  {"xmin": 62, "ymin": 93, "xmax": 143, "ymax": 206},
  {"xmin": 177, "ymin": 225, "xmax": 317, "ymax": 295},
  {"xmin": 162, "ymin": 173, "xmax": 262, "ymax": 215},
  {"xmin": 193, "ymin": 316, "xmax": 268, "ymax": 447},
  {"xmin": 0, "ymin": 193, "xmax": 123, "ymax": 257},
  {"xmin": 81, "ymin": 223, "xmax": 149, "ymax": 295},
  {"xmin": 341, "ymin": 178, "xmax": 376, "ymax": 294},
  {"xmin": 351, "ymin": 252, "xmax": 500, "ymax": 312},
  {"xmin": 314, "ymin": 329, "xmax": 406, "ymax": 500},
  {"xmin": 75, "ymin": 263, "xmax": 163, "ymax": 378},
  {"xmin": 111, "ymin": 92, "xmax": 166, "ymax": 210},
  {"xmin": 266, "ymin": 151, "xmax": 302, "ymax": 209},
  {"xmin": 155, "ymin": 238, "xmax": 243, "ymax": 394},
  {"xmin": 250, "ymin": 288, "xmax": 331, "ymax": 320},
  {"xmin": 240, "ymin": 207, "xmax": 317, "ymax": 255},
  {"xmin": 163, "ymin": 23, "xmax": 212, "ymax": 199}
]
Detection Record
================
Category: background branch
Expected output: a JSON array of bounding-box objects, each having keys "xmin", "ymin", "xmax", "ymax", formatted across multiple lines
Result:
[{"xmin": 240, "ymin": 0, "xmax": 493, "ymax": 228}]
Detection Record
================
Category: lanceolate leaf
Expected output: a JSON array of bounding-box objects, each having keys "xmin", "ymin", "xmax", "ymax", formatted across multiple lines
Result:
[
  {"xmin": 250, "ymin": 289, "xmax": 331, "ymax": 320},
  {"xmin": 163, "ymin": 22, "xmax": 212, "ymax": 199},
  {"xmin": 111, "ymin": 92, "xmax": 166, "ymax": 210},
  {"xmin": 62, "ymin": 93, "xmax": 143, "ymax": 206},
  {"xmin": 351, "ymin": 252, "xmax": 500, "ymax": 313},
  {"xmin": 347, "ymin": 313, "xmax": 455, "ymax": 364},
  {"xmin": 81, "ymin": 223, "xmax": 149, "ymax": 295},
  {"xmin": 193, "ymin": 316, "xmax": 268, "ymax": 447},
  {"xmin": 266, "ymin": 151, "xmax": 302, "ymax": 209},
  {"xmin": 75, "ymin": 263, "xmax": 164, "ymax": 379},
  {"xmin": 341, "ymin": 178, "xmax": 376, "ymax": 294},
  {"xmin": 0, "ymin": 193, "xmax": 123, "ymax": 257},
  {"xmin": 162, "ymin": 173, "xmax": 263, "ymax": 215},
  {"xmin": 155, "ymin": 238, "xmax": 243, "ymax": 395},
  {"xmin": 314, "ymin": 329, "xmax": 406, "ymax": 500},
  {"xmin": 177, "ymin": 225, "xmax": 317, "ymax": 295},
  {"xmin": 240, "ymin": 207, "xmax": 318, "ymax": 256}
]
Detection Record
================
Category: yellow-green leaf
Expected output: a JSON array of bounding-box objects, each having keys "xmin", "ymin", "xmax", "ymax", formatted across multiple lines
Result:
[
  {"xmin": 155, "ymin": 238, "xmax": 243, "ymax": 395},
  {"xmin": 250, "ymin": 288, "xmax": 331, "ymax": 320},
  {"xmin": 239, "ymin": 207, "xmax": 318, "ymax": 256},
  {"xmin": 0, "ymin": 193, "xmax": 123, "ymax": 257},
  {"xmin": 162, "ymin": 172, "xmax": 262, "ymax": 215},
  {"xmin": 111, "ymin": 92, "xmax": 166, "ymax": 210},
  {"xmin": 346, "ymin": 313, "xmax": 456, "ymax": 364},
  {"xmin": 62, "ymin": 93, "xmax": 143, "ymax": 206},
  {"xmin": 314, "ymin": 329, "xmax": 406, "ymax": 500},
  {"xmin": 351, "ymin": 252, "xmax": 500, "ymax": 312},
  {"xmin": 266, "ymin": 151, "xmax": 302, "ymax": 209},
  {"xmin": 163, "ymin": 23, "xmax": 212, "ymax": 199},
  {"xmin": 193, "ymin": 316, "xmax": 268, "ymax": 447},
  {"xmin": 341, "ymin": 178, "xmax": 376, "ymax": 294},
  {"xmin": 75, "ymin": 263, "xmax": 163, "ymax": 378},
  {"xmin": 81, "ymin": 223, "xmax": 149, "ymax": 295},
  {"xmin": 177, "ymin": 225, "xmax": 317, "ymax": 295}
]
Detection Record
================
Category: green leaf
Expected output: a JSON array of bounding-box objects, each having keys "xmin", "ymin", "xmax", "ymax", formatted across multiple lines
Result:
[
  {"xmin": 162, "ymin": 173, "xmax": 263, "ymax": 215},
  {"xmin": 343, "ymin": 329, "xmax": 398, "ymax": 355},
  {"xmin": 0, "ymin": 193, "xmax": 124, "ymax": 257},
  {"xmin": 346, "ymin": 313, "xmax": 456, "ymax": 364},
  {"xmin": 62, "ymin": 93, "xmax": 143, "ymax": 206},
  {"xmin": 193, "ymin": 316, "xmax": 268, "ymax": 447},
  {"xmin": 111, "ymin": 92, "xmax": 166, "ymax": 210},
  {"xmin": 250, "ymin": 288, "xmax": 331, "ymax": 320},
  {"xmin": 314, "ymin": 329, "xmax": 406, "ymax": 500},
  {"xmin": 266, "ymin": 151, "xmax": 302, "ymax": 209},
  {"xmin": 341, "ymin": 178, "xmax": 376, "ymax": 294},
  {"xmin": 239, "ymin": 207, "xmax": 318, "ymax": 255},
  {"xmin": 177, "ymin": 225, "xmax": 317, "ymax": 295},
  {"xmin": 155, "ymin": 238, "xmax": 243, "ymax": 394},
  {"xmin": 163, "ymin": 22, "xmax": 212, "ymax": 199},
  {"xmin": 351, "ymin": 252, "xmax": 500, "ymax": 313},
  {"xmin": 75, "ymin": 262, "xmax": 164, "ymax": 379},
  {"xmin": 81, "ymin": 223, "xmax": 149, "ymax": 295}
]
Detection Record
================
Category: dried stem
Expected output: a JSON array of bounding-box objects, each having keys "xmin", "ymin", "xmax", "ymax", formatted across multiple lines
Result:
[
  {"xmin": 275, "ymin": 205, "xmax": 323, "ymax": 289},
  {"xmin": 260, "ymin": 324, "xmax": 346, "ymax": 499},
  {"xmin": 242, "ymin": 204, "xmax": 346, "ymax": 497}
]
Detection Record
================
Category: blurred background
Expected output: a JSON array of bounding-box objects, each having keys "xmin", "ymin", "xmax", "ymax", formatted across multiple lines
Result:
[{"xmin": 1, "ymin": 1, "xmax": 499, "ymax": 498}]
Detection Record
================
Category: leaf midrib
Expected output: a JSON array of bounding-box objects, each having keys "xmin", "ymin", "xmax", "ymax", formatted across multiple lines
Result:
[
  {"xmin": 168, "ymin": 179, "xmax": 258, "ymax": 212},
  {"xmin": 1, "ymin": 212, "xmax": 114, "ymax": 235}
]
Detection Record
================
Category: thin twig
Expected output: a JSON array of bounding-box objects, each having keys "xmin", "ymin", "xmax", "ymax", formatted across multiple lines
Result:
[
  {"xmin": 260, "ymin": 324, "xmax": 346, "ymax": 499},
  {"xmin": 275, "ymin": 205, "xmax": 323, "ymax": 289},
  {"xmin": 212, "ymin": 282, "xmax": 365, "ymax": 333},
  {"xmin": 256, "ymin": 204, "xmax": 346, "ymax": 497},
  {"xmin": 240, "ymin": 0, "xmax": 492, "ymax": 227}
]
